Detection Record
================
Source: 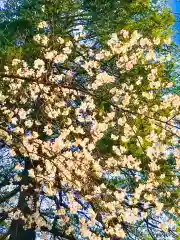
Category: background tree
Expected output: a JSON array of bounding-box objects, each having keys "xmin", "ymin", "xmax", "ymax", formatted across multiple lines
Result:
[{"xmin": 0, "ymin": 0, "xmax": 174, "ymax": 62}]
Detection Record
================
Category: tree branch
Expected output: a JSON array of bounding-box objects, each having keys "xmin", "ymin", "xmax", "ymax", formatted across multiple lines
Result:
[{"xmin": 0, "ymin": 187, "xmax": 20, "ymax": 205}]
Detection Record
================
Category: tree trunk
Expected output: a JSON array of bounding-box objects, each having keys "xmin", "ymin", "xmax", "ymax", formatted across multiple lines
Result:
[{"xmin": 8, "ymin": 219, "xmax": 36, "ymax": 240}]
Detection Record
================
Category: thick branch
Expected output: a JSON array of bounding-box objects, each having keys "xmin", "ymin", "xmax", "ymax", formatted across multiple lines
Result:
[{"xmin": 0, "ymin": 187, "xmax": 20, "ymax": 205}]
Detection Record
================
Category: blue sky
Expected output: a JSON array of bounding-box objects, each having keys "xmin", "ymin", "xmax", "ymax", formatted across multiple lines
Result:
[
  {"xmin": 0, "ymin": 0, "xmax": 4, "ymax": 7},
  {"xmin": 169, "ymin": 0, "xmax": 180, "ymax": 44}
]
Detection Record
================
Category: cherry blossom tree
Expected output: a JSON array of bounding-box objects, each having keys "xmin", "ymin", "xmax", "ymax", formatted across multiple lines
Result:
[
  {"xmin": 0, "ymin": 1, "xmax": 180, "ymax": 239},
  {"xmin": 0, "ymin": 18, "xmax": 179, "ymax": 239}
]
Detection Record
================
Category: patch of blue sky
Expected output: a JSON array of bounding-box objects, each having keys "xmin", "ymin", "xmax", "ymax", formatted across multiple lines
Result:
[{"xmin": 169, "ymin": 0, "xmax": 180, "ymax": 44}]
